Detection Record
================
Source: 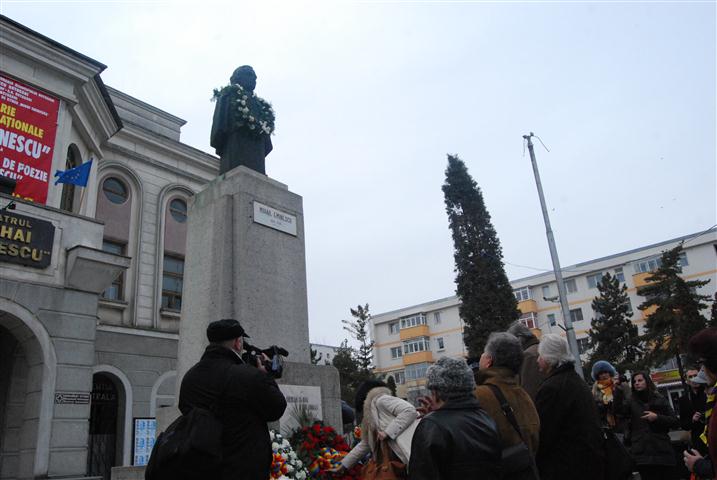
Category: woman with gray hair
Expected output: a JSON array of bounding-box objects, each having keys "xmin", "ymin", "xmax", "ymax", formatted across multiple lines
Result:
[
  {"xmin": 409, "ymin": 357, "xmax": 501, "ymax": 479},
  {"xmin": 475, "ymin": 332, "xmax": 540, "ymax": 479},
  {"xmin": 534, "ymin": 334, "xmax": 605, "ymax": 480}
]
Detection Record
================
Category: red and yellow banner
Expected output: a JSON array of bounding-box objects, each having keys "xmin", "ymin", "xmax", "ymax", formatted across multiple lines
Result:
[{"xmin": 0, "ymin": 74, "xmax": 60, "ymax": 204}]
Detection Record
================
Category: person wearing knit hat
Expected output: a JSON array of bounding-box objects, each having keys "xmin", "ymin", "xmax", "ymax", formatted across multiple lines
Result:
[
  {"xmin": 408, "ymin": 357, "xmax": 501, "ymax": 479},
  {"xmin": 590, "ymin": 359, "xmax": 629, "ymax": 431}
]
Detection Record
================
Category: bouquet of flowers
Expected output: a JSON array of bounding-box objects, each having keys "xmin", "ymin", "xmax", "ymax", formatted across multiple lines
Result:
[
  {"xmin": 269, "ymin": 430, "xmax": 309, "ymax": 480},
  {"xmin": 288, "ymin": 421, "xmax": 362, "ymax": 480}
]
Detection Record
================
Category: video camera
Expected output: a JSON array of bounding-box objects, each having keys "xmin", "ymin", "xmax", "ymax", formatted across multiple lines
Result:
[{"xmin": 242, "ymin": 343, "xmax": 289, "ymax": 379}]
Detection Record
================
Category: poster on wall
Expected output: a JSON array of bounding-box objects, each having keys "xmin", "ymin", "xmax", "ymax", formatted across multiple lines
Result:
[
  {"xmin": 0, "ymin": 74, "xmax": 60, "ymax": 204},
  {"xmin": 132, "ymin": 418, "xmax": 157, "ymax": 466}
]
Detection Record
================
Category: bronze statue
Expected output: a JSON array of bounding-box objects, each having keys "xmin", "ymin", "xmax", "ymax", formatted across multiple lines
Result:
[{"xmin": 211, "ymin": 66, "xmax": 274, "ymax": 175}]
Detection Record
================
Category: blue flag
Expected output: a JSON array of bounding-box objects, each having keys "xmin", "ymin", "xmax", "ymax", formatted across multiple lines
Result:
[{"xmin": 54, "ymin": 159, "xmax": 92, "ymax": 186}]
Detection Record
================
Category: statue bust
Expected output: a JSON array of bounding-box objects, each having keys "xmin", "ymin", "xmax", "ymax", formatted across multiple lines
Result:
[{"xmin": 210, "ymin": 66, "xmax": 274, "ymax": 175}]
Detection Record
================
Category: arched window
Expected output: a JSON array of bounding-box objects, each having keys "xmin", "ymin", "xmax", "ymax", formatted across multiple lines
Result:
[
  {"xmin": 162, "ymin": 195, "xmax": 189, "ymax": 313},
  {"xmin": 60, "ymin": 144, "xmax": 81, "ymax": 212},
  {"xmin": 102, "ymin": 177, "xmax": 129, "ymax": 205}
]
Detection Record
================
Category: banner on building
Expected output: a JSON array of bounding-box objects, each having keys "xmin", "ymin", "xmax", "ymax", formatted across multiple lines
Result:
[
  {"xmin": 0, "ymin": 74, "xmax": 60, "ymax": 204},
  {"xmin": 133, "ymin": 418, "xmax": 157, "ymax": 466}
]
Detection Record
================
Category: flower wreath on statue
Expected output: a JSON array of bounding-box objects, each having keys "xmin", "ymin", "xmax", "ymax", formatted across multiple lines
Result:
[
  {"xmin": 287, "ymin": 421, "xmax": 362, "ymax": 479},
  {"xmin": 269, "ymin": 430, "xmax": 310, "ymax": 480},
  {"xmin": 212, "ymin": 83, "xmax": 275, "ymax": 139}
]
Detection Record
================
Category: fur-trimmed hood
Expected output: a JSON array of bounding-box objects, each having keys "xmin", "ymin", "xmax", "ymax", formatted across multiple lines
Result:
[{"xmin": 361, "ymin": 386, "xmax": 392, "ymax": 433}]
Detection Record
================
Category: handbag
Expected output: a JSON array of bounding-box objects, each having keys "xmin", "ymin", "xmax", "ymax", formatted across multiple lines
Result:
[
  {"xmin": 362, "ymin": 438, "xmax": 408, "ymax": 480},
  {"xmin": 486, "ymin": 384, "xmax": 540, "ymax": 480}
]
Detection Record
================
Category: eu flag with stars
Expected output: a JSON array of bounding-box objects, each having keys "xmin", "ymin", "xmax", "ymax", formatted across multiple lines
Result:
[{"xmin": 54, "ymin": 159, "xmax": 92, "ymax": 186}]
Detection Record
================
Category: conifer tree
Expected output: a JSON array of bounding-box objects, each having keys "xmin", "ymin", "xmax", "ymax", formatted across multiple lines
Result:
[
  {"xmin": 710, "ymin": 292, "xmax": 717, "ymax": 327},
  {"xmin": 332, "ymin": 340, "xmax": 361, "ymax": 405},
  {"xmin": 386, "ymin": 375, "xmax": 397, "ymax": 396},
  {"xmin": 588, "ymin": 272, "xmax": 642, "ymax": 371},
  {"xmin": 310, "ymin": 347, "xmax": 321, "ymax": 365},
  {"xmin": 638, "ymin": 244, "xmax": 711, "ymax": 380},
  {"xmin": 442, "ymin": 154, "xmax": 520, "ymax": 357},
  {"xmin": 342, "ymin": 304, "xmax": 374, "ymax": 374}
]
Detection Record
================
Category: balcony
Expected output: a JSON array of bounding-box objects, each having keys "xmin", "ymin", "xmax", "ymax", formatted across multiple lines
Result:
[
  {"xmin": 518, "ymin": 299, "xmax": 538, "ymax": 314},
  {"xmin": 400, "ymin": 324, "xmax": 429, "ymax": 340},
  {"xmin": 403, "ymin": 351, "xmax": 433, "ymax": 365},
  {"xmin": 633, "ymin": 272, "xmax": 654, "ymax": 288}
]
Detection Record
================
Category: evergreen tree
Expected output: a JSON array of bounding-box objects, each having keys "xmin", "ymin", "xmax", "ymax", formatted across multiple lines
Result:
[
  {"xmin": 342, "ymin": 304, "xmax": 374, "ymax": 374},
  {"xmin": 332, "ymin": 340, "xmax": 361, "ymax": 405},
  {"xmin": 638, "ymin": 244, "xmax": 711, "ymax": 380},
  {"xmin": 588, "ymin": 272, "xmax": 642, "ymax": 371},
  {"xmin": 710, "ymin": 292, "xmax": 717, "ymax": 327},
  {"xmin": 442, "ymin": 154, "xmax": 520, "ymax": 357}
]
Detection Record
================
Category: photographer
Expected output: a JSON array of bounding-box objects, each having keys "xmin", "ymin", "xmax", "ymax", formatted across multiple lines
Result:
[{"xmin": 178, "ymin": 319, "xmax": 287, "ymax": 480}]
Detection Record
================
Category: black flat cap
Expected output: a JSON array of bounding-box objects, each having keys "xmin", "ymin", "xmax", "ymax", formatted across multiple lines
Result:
[{"xmin": 206, "ymin": 319, "xmax": 250, "ymax": 342}]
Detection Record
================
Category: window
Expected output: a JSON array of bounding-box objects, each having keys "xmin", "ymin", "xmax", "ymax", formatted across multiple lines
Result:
[
  {"xmin": 569, "ymin": 308, "xmax": 584, "ymax": 323},
  {"xmin": 405, "ymin": 362, "xmax": 430, "ymax": 381},
  {"xmin": 577, "ymin": 337, "xmax": 590, "ymax": 354},
  {"xmin": 162, "ymin": 255, "xmax": 184, "ymax": 311},
  {"xmin": 542, "ymin": 285, "xmax": 551, "ymax": 298},
  {"xmin": 393, "ymin": 371, "xmax": 405, "ymax": 384},
  {"xmin": 547, "ymin": 313, "xmax": 557, "ymax": 326},
  {"xmin": 563, "ymin": 278, "xmax": 577, "ymax": 293},
  {"xmin": 514, "ymin": 287, "xmax": 531, "ymax": 302},
  {"xmin": 102, "ymin": 177, "xmax": 128, "ymax": 204},
  {"xmin": 101, "ymin": 240, "xmax": 124, "ymax": 300},
  {"xmin": 403, "ymin": 337, "xmax": 430, "ymax": 355},
  {"xmin": 169, "ymin": 199, "xmax": 188, "ymax": 223},
  {"xmin": 390, "ymin": 346, "xmax": 403, "ymax": 359},
  {"xmin": 520, "ymin": 312, "xmax": 536, "ymax": 329},
  {"xmin": 433, "ymin": 311, "xmax": 442, "ymax": 324},
  {"xmin": 679, "ymin": 252, "xmax": 689, "ymax": 267},
  {"xmin": 389, "ymin": 322, "xmax": 399, "ymax": 334},
  {"xmin": 587, "ymin": 272, "xmax": 604, "ymax": 289},
  {"xmin": 634, "ymin": 253, "xmax": 687, "ymax": 273},
  {"xmin": 436, "ymin": 337, "xmax": 445, "ymax": 350},
  {"xmin": 614, "ymin": 267, "xmax": 625, "ymax": 283},
  {"xmin": 400, "ymin": 314, "xmax": 426, "ymax": 329}
]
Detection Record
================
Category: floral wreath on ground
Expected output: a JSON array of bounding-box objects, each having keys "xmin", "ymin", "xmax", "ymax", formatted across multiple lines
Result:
[
  {"xmin": 288, "ymin": 421, "xmax": 362, "ymax": 480},
  {"xmin": 269, "ymin": 430, "xmax": 309, "ymax": 480},
  {"xmin": 212, "ymin": 83, "xmax": 275, "ymax": 139}
]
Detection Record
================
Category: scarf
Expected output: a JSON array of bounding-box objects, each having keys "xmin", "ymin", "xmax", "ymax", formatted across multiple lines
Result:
[
  {"xmin": 597, "ymin": 378, "xmax": 615, "ymax": 403},
  {"xmin": 700, "ymin": 381, "xmax": 717, "ymax": 446}
]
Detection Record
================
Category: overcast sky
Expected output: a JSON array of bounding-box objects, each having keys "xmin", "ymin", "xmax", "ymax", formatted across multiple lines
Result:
[{"xmin": 3, "ymin": 1, "xmax": 715, "ymax": 347}]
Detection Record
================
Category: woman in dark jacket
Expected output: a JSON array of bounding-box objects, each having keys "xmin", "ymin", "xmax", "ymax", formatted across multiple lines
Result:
[
  {"xmin": 621, "ymin": 371, "xmax": 679, "ymax": 480},
  {"xmin": 534, "ymin": 334, "xmax": 605, "ymax": 480}
]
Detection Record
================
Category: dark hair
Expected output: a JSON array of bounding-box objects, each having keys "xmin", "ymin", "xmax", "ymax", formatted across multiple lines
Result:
[
  {"xmin": 689, "ymin": 328, "xmax": 717, "ymax": 374},
  {"xmin": 631, "ymin": 371, "xmax": 656, "ymax": 395},
  {"xmin": 354, "ymin": 379, "xmax": 387, "ymax": 420}
]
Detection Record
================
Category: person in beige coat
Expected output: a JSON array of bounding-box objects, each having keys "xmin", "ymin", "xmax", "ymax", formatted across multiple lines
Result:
[{"xmin": 339, "ymin": 380, "xmax": 419, "ymax": 471}]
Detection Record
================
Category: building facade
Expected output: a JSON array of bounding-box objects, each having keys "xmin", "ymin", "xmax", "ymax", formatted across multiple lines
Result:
[
  {"xmin": 0, "ymin": 16, "xmax": 217, "ymax": 480},
  {"xmin": 371, "ymin": 229, "xmax": 717, "ymax": 402}
]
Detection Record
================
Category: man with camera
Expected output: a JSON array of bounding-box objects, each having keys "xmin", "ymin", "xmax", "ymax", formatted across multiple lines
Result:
[{"xmin": 178, "ymin": 318, "xmax": 287, "ymax": 480}]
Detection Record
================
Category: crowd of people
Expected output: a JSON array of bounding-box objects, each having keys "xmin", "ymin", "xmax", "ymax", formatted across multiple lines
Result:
[
  {"xmin": 171, "ymin": 319, "xmax": 717, "ymax": 480},
  {"xmin": 331, "ymin": 325, "xmax": 717, "ymax": 480}
]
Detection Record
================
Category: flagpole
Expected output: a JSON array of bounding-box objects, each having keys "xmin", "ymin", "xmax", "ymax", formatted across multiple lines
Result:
[{"xmin": 77, "ymin": 184, "xmax": 87, "ymax": 214}]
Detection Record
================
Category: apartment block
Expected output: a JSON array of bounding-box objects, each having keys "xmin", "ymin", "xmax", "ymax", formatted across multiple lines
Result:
[{"xmin": 371, "ymin": 228, "xmax": 717, "ymax": 401}]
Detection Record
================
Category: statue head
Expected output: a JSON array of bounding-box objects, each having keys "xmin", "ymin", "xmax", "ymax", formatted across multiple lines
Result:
[{"xmin": 230, "ymin": 65, "xmax": 257, "ymax": 92}]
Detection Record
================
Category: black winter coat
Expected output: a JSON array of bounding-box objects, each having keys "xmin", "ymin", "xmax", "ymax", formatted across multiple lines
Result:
[
  {"xmin": 622, "ymin": 391, "xmax": 679, "ymax": 467},
  {"xmin": 535, "ymin": 363, "xmax": 605, "ymax": 480},
  {"xmin": 408, "ymin": 396, "xmax": 501, "ymax": 480},
  {"xmin": 178, "ymin": 345, "xmax": 287, "ymax": 480}
]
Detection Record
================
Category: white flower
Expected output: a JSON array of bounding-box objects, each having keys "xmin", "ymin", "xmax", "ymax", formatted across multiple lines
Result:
[
  {"xmin": 243, "ymin": 107, "xmax": 249, "ymax": 114},
  {"xmin": 249, "ymin": 125, "xmax": 255, "ymax": 129},
  {"xmin": 249, "ymin": 116, "xmax": 255, "ymax": 122},
  {"xmin": 282, "ymin": 439, "xmax": 289, "ymax": 447},
  {"xmin": 296, "ymin": 460, "xmax": 302, "ymax": 467},
  {"xmin": 271, "ymin": 442, "xmax": 279, "ymax": 450},
  {"xmin": 281, "ymin": 452, "xmax": 288, "ymax": 461},
  {"xmin": 296, "ymin": 472, "xmax": 306, "ymax": 480},
  {"xmin": 286, "ymin": 465, "xmax": 294, "ymax": 473}
]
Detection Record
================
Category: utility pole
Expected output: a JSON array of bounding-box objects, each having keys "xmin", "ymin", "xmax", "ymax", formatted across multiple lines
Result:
[{"xmin": 523, "ymin": 132, "xmax": 583, "ymax": 378}]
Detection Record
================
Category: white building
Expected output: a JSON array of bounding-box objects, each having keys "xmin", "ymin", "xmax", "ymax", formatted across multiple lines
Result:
[
  {"xmin": 371, "ymin": 228, "xmax": 717, "ymax": 402},
  {"xmin": 311, "ymin": 343, "xmax": 339, "ymax": 365}
]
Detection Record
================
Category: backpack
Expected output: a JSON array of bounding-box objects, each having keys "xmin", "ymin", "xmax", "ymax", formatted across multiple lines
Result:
[{"xmin": 145, "ymin": 368, "xmax": 230, "ymax": 480}]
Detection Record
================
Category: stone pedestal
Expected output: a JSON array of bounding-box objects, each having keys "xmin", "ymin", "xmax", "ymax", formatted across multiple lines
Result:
[
  {"xmin": 177, "ymin": 166, "xmax": 311, "ymax": 384},
  {"xmin": 174, "ymin": 167, "xmax": 341, "ymax": 432}
]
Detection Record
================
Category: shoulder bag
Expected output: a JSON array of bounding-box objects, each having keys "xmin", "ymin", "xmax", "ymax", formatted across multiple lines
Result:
[{"xmin": 487, "ymin": 384, "xmax": 540, "ymax": 480}]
